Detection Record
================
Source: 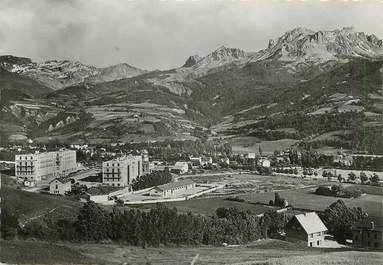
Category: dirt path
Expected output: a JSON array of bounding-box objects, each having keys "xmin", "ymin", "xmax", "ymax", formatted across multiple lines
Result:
[{"xmin": 19, "ymin": 207, "xmax": 58, "ymax": 227}]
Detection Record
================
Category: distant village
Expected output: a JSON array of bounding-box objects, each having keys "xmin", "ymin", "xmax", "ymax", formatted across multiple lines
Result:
[{"xmin": 1, "ymin": 140, "xmax": 383, "ymax": 250}]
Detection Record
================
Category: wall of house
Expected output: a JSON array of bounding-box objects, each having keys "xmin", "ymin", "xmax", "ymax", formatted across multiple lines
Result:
[
  {"xmin": 49, "ymin": 180, "xmax": 71, "ymax": 195},
  {"xmin": 307, "ymin": 231, "xmax": 326, "ymax": 247},
  {"xmin": 353, "ymin": 230, "xmax": 383, "ymax": 249},
  {"xmin": 285, "ymin": 217, "xmax": 325, "ymax": 247}
]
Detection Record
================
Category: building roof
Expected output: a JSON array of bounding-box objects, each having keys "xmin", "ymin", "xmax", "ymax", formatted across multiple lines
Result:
[
  {"xmin": 294, "ymin": 212, "xmax": 328, "ymax": 234},
  {"xmin": 174, "ymin": 161, "xmax": 188, "ymax": 167},
  {"xmin": 49, "ymin": 177, "xmax": 71, "ymax": 184},
  {"xmin": 154, "ymin": 179, "xmax": 195, "ymax": 192},
  {"xmin": 352, "ymin": 216, "xmax": 383, "ymax": 232}
]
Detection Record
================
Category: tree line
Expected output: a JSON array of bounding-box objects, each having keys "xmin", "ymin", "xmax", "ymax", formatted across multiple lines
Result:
[
  {"xmin": 2, "ymin": 202, "xmax": 288, "ymax": 246},
  {"xmin": 131, "ymin": 171, "xmax": 172, "ymax": 191}
]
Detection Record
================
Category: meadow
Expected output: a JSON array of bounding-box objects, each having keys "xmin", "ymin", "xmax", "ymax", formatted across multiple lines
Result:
[
  {"xmin": 240, "ymin": 187, "xmax": 383, "ymax": 217},
  {"xmin": 2, "ymin": 239, "xmax": 381, "ymax": 265}
]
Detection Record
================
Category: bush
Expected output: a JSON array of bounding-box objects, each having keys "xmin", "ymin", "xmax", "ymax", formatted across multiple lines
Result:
[
  {"xmin": 225, "ymin": 197, "xmax": 245, "ymax": 202},
  {"xmin": 1, "ymin": 207, "xmax": 19, "ymax": 239},
  {"xmin": 274, "ymin": 192, "xmax": 286, "ymax": 207},
  {"xmin": 320, "ymin": 200, "xmax": 364, "ymax": 243},
  {"xmin": 131, "ymin": 171, "xmax": 172, "ymax": 191}
]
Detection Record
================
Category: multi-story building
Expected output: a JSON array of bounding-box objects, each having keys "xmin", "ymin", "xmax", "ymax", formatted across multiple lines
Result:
[
  {"xmin": 15, "ymin": 149, "xmax": 77, "ymax": 183},
  {"xmin": 142, "ymin": 152, "xmax": 150, "ymax": 175},
  {"xmin": 285, "ymin": 212, "xmax": 328, "ymax": 247},
  {"xmin": 352, "ymin": 217, "xmax": 383, "ymax": 249},
  {"xmin": 102, "ymin": 155, "xmax": 143, "ymax": 187}
]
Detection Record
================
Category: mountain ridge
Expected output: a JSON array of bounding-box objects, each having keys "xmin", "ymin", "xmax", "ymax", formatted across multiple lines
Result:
[
  {"xmin": 1, "ymin": 26, "xmax": 382, "ymax": 153},
  {"xmin": 0, "ymin": 57, "xmax": 148, "ymax": 90}
]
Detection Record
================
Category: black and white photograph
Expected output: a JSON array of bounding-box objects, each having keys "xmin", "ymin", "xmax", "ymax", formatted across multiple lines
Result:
[{"xmin": 0, "ymin": 0, "xmax": 382, "ymax": 264}]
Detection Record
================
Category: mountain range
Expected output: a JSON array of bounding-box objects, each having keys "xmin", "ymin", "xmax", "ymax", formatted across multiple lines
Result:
[{"xmin": 1, "ymin": 26, "xmax": 382, "ymax": 153}]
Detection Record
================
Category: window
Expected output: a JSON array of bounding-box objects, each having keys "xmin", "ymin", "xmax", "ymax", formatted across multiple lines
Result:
[
  {"xmin": 374, "ymin": 234, "xmax": 378, "ymax": 239},
  {"xmin": 55, "ymin": 184, "xmax": 58, "ymax": 189},
  {"xmin": 368, "ymin": 232, "xmax": 370, "ymax": 238},
  {"xmin": 317, "ymin": 240, "xmax": 320, "ymax": 246},
  {"xmin": 309, "ymin": 242, "xmax": 313, "ymax": 247},
  {"xmin": 374, "ymin": 243, "xmax": 379, "ymax": 248},
  {"xmin": 368, "ymin": 242, "xmax": 371, "ymax": 247},
  {"xmin": 310, "ymin": 234, "xmax": 313, "ymax": 238},
  {"xmin": 354, "ymin": 235, "xmax": 358, "ymax": 242}
]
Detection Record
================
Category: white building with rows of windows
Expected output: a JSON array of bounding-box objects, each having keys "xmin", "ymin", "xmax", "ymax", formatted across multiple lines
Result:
[
  {"xmin": 15, "ymin": 149, "xmax": 77, "ymax": 183},
  {"xmin": 102, "ymin": 155, "xmax": 143, "ymax": 187}
]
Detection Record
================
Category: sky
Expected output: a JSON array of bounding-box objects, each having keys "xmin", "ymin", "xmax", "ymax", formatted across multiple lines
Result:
[{"xmin": 0, "ymin": 0, "xmax": 382, "ymax": 70}]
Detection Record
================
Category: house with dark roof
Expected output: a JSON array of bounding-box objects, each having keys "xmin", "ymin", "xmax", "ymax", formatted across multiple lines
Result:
[
  {"xmin": 352, "ymin": 216, "xmax": 383, "ymax": 249},
  {"xmin": 285, "ymin": 212, "xmax": 328, "ymax": 247},
  {"xmin": 149, "ymin": 179, "xmax": 196, "ymax": 197},
  {"xmin": 49, "ymin": 177, "xmax": 72, "ymax": 195}
]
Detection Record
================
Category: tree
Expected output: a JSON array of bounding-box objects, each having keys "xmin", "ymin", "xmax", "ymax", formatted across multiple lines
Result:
[
  {"xmin": 131, "ymin": 171, "xmax": 172, "ymax": 191},
  {"xmin": 260, "ymin": 211, "xmax": 286, "ymax": 238},
  {"xmin": 360, "ymin": 172, "xmax": 368, "ymax": 184},
  {"xmin": 369, "ymin": 173, "xmax": 380, "ymax": 186},
  {"xmin": 348, "ymin": 172, "xmax": 356, "ymax": 181},
  {"xmin": 1, "ymin": 207, "xmax": 19, "ymax": 239},
  {"xmin": 274, "ymin": 192, "xmax": 286, "ymax": 207},
  {"xmin": 75, "ymin": 201, "xmax": 111, "ymax": 241},
  {"xmin": 320, "ymin": 200, "xmax": 364, "ymax": 243}
]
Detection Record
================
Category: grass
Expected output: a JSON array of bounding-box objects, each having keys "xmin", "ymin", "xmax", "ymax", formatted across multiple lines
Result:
[
  {"xmin": 240, "ymin": 188, "xmax": 383, "ymax": 217},
  {"xmin": 255, "ymin": 251, "xmax": 383, "ymax": 265},
  {"xmin": 0, "ymin": 240, "xmax": 106, "ymax": 265},
  {"xmin": 133, "ymin": 196, "xmax": 277, "ymax": 216},
  {"xmin": 1, "ymin": 174, "xmax": 82, "ymax": 223},
  {"xmin": 342, "ymin": 184, "xmax": 383, "ymax": 196},
  {"xmin": 1, "ymin": 238, "xmax": 382, "ymax": 265},
  {"xmin": 230, "ymin": 138, "xmax": 300, "ymax": 155}
]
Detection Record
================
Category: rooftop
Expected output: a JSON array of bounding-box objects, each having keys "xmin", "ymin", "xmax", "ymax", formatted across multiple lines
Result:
[
  {"xmin": 49, "ymin": 177, "xmax": 71, "ymax": 184},
  {"xmin": 154, "ymin": 179, "xmax": 195, "ymax": 191},
  {"xmin": 294, "ymin": 212, "xmax": 328, "ymax": 234},
  {"xmin": 352, "ymin": 216, "xmax": 383, "ymax": 232}
]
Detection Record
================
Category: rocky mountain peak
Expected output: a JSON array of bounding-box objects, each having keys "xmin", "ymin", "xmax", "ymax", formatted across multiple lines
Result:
[
  {"xmin": 258, "ymin": 26, "xmax": 383, "ymax": 64},
  {"xmin": 210, "ymin": 46, "xmax": 247, "ymax": 61},
  {"xmin": 182, "ymin": 55, "xmax": 202, "ymax": 68}
]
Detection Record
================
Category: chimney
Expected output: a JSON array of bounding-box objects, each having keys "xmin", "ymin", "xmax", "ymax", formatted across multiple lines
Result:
[{"xmin": 370, "ymin": 221, "xmax": 375, "ymax": 230}]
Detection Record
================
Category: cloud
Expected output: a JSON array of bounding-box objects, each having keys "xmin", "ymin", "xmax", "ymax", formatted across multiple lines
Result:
[{"xmin": 0, "ymin": 0, "xmax": 382, "ymax": 70}]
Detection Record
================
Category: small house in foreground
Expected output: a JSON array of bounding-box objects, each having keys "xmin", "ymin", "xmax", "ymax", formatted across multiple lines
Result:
[
  {"xmin": 285, "ymin": 212, "xmax": 327, "ymax": 247},
  {"xmin": 49, "ymin": 177, "xmax": 72, "ymax": 195},
  {"xmin": 352, "ymin": 216, "xmax": 383, "ymax": 249},
  {"xmin": 149, "ymin": 179, "xmax": 196, "ymax": 197}
]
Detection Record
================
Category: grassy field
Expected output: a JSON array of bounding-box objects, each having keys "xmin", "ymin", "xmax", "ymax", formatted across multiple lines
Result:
[
  {"xmin": 2, "ymin": 239, "xmax": 381, "ymax": 265},
  {"xmin": 1, "ymin": 174, "xmax": 83, "ymax": 223},
  {"xmin": 342, "ymin": 183, "xmax": 383, "ymax": 196},
  {"xmin": 230, "ymin": 137, "xmax": 300, "ymax": 155},
  {"xmin": 240, "ymin": 187, "xmax": 383, "ymax": 217},
  {"xmin": 133, "ymin": 196, "xmax": 277, "ymax": 216},
  {"xmin": 0, "ymin": 240, "xmax": 106, "ymax": 265},
  {"xmin": 135, "ymin": 185, "xmax": 382, "ymax": 217}
]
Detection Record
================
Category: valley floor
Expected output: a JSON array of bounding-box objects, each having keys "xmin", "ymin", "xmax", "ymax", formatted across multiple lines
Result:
[{"xmin": 1, "ymin": 239, "xmax": 382, "ymax": 265}]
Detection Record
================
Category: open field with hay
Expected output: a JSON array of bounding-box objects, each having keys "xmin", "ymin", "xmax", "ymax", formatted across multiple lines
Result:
[{"xmin": 2, "ymin": 239, "xmax": 381, "ymax": 265}]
